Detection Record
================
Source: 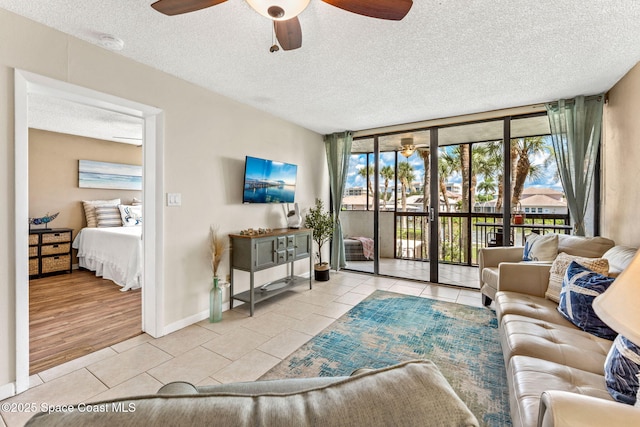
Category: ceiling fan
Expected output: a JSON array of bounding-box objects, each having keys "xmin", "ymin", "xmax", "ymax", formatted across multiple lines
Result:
[{"xmin": 151, "ymin": 0, "xmax": 413, "ymax": 51}]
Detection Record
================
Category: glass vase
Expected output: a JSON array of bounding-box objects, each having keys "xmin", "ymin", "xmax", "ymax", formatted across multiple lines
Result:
[{"xmin": 209, "ymin": 276, "xmax": 223, "ymax": 323}]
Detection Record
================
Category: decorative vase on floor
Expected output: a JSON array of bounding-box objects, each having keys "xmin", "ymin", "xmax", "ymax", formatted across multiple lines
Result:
[{"xmin": 209, "ymin": 276, "xmax": 223, "ymax": 323}]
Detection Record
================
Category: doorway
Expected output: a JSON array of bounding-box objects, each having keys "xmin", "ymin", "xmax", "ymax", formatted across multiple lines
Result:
[{"xmin": 14, "ymin": 70, "xmax": 164, "ymax": 393}]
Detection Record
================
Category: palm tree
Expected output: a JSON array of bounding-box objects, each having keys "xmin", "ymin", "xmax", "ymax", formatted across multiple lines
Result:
[
  {"xmin": 398, "ymin": 161, "xmax": 415, "ymax": 212},
  {"xmin": 477, "ymin": 176, "xmax": 496, "ymax": 198},
  {"xmin": 511, "ymin": 136, "xmax": 551, "ymax": 206},
  {"xmin": 417, "ymin": 148, "xmax": 430, "ymax": 259},
  {"xmin": 380, "ymin": 165, "xmax": 394, "ymax": 210},
  {"xmin": 417, "ymin": 148, "xmax": 430, "ymax": 212},
  {"xmin": 438, "ymin": 150, "xmax": 456, "ymax": 213},
  {"xmin": 358, "ymin": 164, "xmax": 374, "ymax": 208}
]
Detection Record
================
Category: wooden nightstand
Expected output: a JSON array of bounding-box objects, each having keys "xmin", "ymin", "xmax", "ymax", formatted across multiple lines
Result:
[{"xmin": 29, "ymin": 228, "xmax": 73, "ymax": 278}]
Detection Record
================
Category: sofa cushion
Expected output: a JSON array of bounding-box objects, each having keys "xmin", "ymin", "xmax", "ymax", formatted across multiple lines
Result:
[
  {"xmin": 605, "ymin": 335, "xmax": 640, "ymax": 405},
  {"xmin": 507, "ymin": 355, "xmax": 614, "ymax": 427},
  {"xmin": 557, "ymin": 234, "xmax": 615, "ymax": 258},
  {"xmin": 557, "ymin": 262, "xmax": 617, "ymax": 340},
  {"xmin": 500, "ymin": 314, "xmax": 612, "ymax": 374},
  {"xmin": 603, "ymin": 246, "xmax": 638, "ymax": 276},
  {"xmin": 523, "ymin": 233, "xmax": 558, "ymax": 261},
  {"xmin": 25, "ymin": 360, "xmax": 479, "ymax": 427},
  {"xmin": 495, "ymin": 291, "xmax": 575, "ymax": 327},
  {"xmin": 545, "ymin": 252, "xmax": 609, "ymax": 303}
]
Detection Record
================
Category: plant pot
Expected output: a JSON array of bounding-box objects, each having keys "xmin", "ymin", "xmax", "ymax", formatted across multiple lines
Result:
[{"xmin": 314, "ymin": 263, "xmax": 330, "ymax": 281}]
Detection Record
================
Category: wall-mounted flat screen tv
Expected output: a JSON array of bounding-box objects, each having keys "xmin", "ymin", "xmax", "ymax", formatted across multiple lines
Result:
[{"xmin": 242, "ymin": 156, "xmax": 297, "ymax": 203}]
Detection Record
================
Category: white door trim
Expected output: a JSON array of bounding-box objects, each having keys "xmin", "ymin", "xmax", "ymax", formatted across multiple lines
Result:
[{"xmin": 13, "ymin": 69, "xmax": 165, "ymax": 394}]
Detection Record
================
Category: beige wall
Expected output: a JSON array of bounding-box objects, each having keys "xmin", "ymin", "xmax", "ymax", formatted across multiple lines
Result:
[
  {"xmin": 0, "ymin": 9, "xmax": 327, "ymax": 388},
  {"xmin": 602, "ymin": 61, "xmax": 640, "ymax": 246},
  {"xmin": 29, "ymin": 129, "xmax": 142, "ymax": 241}
]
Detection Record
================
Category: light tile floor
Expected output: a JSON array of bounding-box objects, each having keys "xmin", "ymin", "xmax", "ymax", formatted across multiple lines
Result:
[
  {"xmin": 346, "ymin": 259, "xmax": 481, "ymax": 288},
  {"xmin": 0, "ymin": 271, "xmax": 487, "ymax": 427}
]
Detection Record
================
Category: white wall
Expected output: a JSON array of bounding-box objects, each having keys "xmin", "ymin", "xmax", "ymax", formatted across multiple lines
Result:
[
  {"xmin": 0, "ymin": 9, "xmax": 327, "ymax": 389},
  {"xmin": 602, "ymin": 61, "xmax": 640, "ymax": 246}
]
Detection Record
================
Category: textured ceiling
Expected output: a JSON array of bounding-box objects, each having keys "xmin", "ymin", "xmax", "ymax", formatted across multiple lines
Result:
[
  {"xmin": 29, "ymin": 94, "xmax": 143, "ymax": 144},
  {"xmin": 3, "ymin": 1, "xmax": 640, "ymax": 135}
]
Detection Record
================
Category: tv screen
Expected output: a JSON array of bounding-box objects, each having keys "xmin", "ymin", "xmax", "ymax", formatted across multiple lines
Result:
[{"xmin": 243, "ymin": 156, "xmax": 298, "ymax": 203}]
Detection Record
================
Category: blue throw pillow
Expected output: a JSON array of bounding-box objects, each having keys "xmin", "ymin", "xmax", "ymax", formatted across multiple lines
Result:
[
  {"xmin": 557, "ymin": 261, "xmax": 617, "ymax": 340},
  {"xmin": 605, "ymin": 335, "xmax": 640, "ymax": 405}
]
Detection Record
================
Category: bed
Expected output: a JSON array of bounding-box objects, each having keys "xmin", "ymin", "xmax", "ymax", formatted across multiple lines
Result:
[{"xmin": 72, "ymin": 226, "xmax": 142, "ymax": 291}]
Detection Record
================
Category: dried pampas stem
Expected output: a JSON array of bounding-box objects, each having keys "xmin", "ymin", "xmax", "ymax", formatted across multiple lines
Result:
[{"xmin": 209, "ymin": 225, "xmax": 227, "ymax": 277}]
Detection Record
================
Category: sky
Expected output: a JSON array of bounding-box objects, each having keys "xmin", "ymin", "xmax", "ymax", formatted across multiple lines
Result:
[{"xmin": 346, "ymin": 147, "xmax": 563, "ymax": 193}]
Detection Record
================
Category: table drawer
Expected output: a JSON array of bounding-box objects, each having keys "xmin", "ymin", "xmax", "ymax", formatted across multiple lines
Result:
[
  {"xmin": 29, "ymin": 234, "xmax": 39, "ymax": 245},
  {"xmin": 41, "ymin": 243, "xmax": 70, "ymax": 256},
  {"xmin": 42, "ymin": 255, "xmax": 70, "ymax": 274},
  {"xmin": 29, "ymin": 246, "xmax": 38, "ymax": 257},
  {"xmin": 42, "ymin": 231, "xmax": 71, "ymax": 244}
]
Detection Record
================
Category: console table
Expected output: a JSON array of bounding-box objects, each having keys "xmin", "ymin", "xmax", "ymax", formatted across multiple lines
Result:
[{"xmin": 229, "ymin": 228, "xmax": 312, "ymax": 316}]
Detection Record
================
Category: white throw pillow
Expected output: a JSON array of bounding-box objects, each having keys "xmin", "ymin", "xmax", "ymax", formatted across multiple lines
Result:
[
  {"xmin": 82, "ymin": 198, "xmax": 121, "ymax": 228},
  {"xmin": 118, "ymin": 204, "xmax": 142, "ymax": 226},
  {"xmin": 523, "ymin": 233, "xmax": 558, "ymax": 262}
]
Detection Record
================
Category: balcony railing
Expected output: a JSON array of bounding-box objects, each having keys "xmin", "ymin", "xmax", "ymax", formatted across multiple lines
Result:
[{"xmin": 395, "ymin": 212, "xmax": 571, "ymax": 266}]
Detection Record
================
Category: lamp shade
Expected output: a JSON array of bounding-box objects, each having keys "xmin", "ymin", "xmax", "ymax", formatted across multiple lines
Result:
[
  {"xmin": 593, "ymin": 250, "xmax": 640, "ymax": 346},
  {"xmin": 246, "ymin": 0, "xmax": 310, "ymax": 20}
]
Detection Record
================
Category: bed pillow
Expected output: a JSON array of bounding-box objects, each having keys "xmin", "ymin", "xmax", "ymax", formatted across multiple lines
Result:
[
  {"xmin": 131, "ymin": 197, "xmax": 142, "ymax": 206},
  {"xmin": 557, "ymin": 261, "xmax": 617, "ymax": 340},
  {"xmin": 545, "ymin": 252, "xmax": 609, "ymax": 302},
  {"xmin": 605, "ymin": 335, "xmax": 640, "ymax": 405},
  {"xmin": 522, "ymin": 233, "xmax": 558, "ymax": 262},
  {"xmin": 95, "ymin": 205, "xmax": 123, "ymax": 227},
  {"xmin": 119, "ymin": 204, "xmax": 142, "ymax": 226},
  {"xmin": 82, "ymin": 198, "xmax": 121, "ymax": 227}
]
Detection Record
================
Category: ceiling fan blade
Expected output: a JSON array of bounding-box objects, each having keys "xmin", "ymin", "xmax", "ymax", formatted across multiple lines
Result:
[
  {"xmin": 275, "ymin": 18, "xmax": 302, "ymax": 51},
  {"xmin": 322, "ymin": 0, "xmax": 412, "ymax": 21},
  {"xmin": 151, "ymin": 0, "xmax": 227, "ymax": 16}
]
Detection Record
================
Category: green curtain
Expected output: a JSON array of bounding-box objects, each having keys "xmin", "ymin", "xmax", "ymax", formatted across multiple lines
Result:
[
  {"xmin": 324, "ymin": 131, "xmax": 353, "ymax": 270},
  {"xmin": 546, "ymin": 95, "xmax": 604, "ymax": 236}
]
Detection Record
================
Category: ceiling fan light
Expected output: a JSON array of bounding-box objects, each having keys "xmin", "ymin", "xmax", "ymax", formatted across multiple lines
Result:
[
  {"xmin": 400, "ymin": 137, "xmax": 415, "ymax": 157},
  {"xmin": 400, "ymin": 146, "xmax": 415, "ymax": 158},
  {"xmin": 246, "ymin": 0, "xmax": 310, "ymax": 20}
]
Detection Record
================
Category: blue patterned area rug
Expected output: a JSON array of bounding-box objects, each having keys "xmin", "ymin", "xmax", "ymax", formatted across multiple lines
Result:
[{"xmin": 261, "ymin": 290, "xmax": 511, "ymax": 427}]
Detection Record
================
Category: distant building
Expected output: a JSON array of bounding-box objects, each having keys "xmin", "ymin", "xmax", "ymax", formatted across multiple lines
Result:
[
  {"xmin": 344, "ymin": 187, "xmax": 366, "ymax": 196},
  {"xmin": 473, "ymin": 187, "xmax": 568, "ymax": 214}
]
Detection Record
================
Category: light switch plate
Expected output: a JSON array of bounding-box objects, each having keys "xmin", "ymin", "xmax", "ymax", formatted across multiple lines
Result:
[{"xmin": 167, "ymin": 193, "xmax": 181, "ymax": 206}]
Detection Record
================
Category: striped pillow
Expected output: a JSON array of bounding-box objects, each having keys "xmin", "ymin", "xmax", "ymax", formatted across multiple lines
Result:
[
  {"xmin": 95, "ymin": 205, "xmax": 122, "ymax": 227},
  {"xmin": 82, "ymin": 199, "xmax": 121, "ymax": 227}
]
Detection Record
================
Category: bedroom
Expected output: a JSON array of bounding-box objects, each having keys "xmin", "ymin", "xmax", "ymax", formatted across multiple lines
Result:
[{"xmin": 27, "ymin": 100, "xmax": 145, "ymax": 375}]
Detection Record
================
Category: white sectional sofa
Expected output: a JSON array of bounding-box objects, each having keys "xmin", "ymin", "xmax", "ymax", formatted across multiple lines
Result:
[{"xmin": 478, "ymin": 235, "xmax": 640, "ymax": 427}]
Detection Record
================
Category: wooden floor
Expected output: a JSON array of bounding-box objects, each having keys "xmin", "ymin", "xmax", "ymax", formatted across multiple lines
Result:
[{"xmin": 29, "ymin": 270, "xmax": 142, "ymax": 375}]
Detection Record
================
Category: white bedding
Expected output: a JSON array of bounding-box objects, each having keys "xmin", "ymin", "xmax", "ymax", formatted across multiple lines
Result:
[{"xmin": 72, "ymin": 226, "xmax": 142, "ymax": 291}]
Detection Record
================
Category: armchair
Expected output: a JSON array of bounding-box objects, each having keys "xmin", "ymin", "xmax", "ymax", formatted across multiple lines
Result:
[{"xmin": 478, "ymin": 246, "xmax": 552, "ymax": 306}]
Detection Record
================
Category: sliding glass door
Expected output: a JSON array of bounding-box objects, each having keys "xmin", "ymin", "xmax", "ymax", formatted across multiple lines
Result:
[{"xmin": 339, "ymin": 112, "xmax": 564, "ymax": 290}]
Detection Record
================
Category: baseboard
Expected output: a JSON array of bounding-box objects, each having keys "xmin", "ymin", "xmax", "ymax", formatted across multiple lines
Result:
[
  {"xmin": 0, "ymin": 381, "xmax": 16, "ymax": 400},
  {"xmin": 162, "ymin": 302, "xmax": 232, "ymax": 335}
]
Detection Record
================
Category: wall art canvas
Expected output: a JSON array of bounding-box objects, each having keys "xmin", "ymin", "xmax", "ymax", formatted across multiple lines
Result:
[{"xmin": 79, "ymin": 160, "xmax": 142, "ymax": 190}]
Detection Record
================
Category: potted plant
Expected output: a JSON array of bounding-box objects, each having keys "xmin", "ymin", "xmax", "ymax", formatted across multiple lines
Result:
[{"xmin": 304, "ymin": 198, "xmax": 335, "ymax": 281}]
